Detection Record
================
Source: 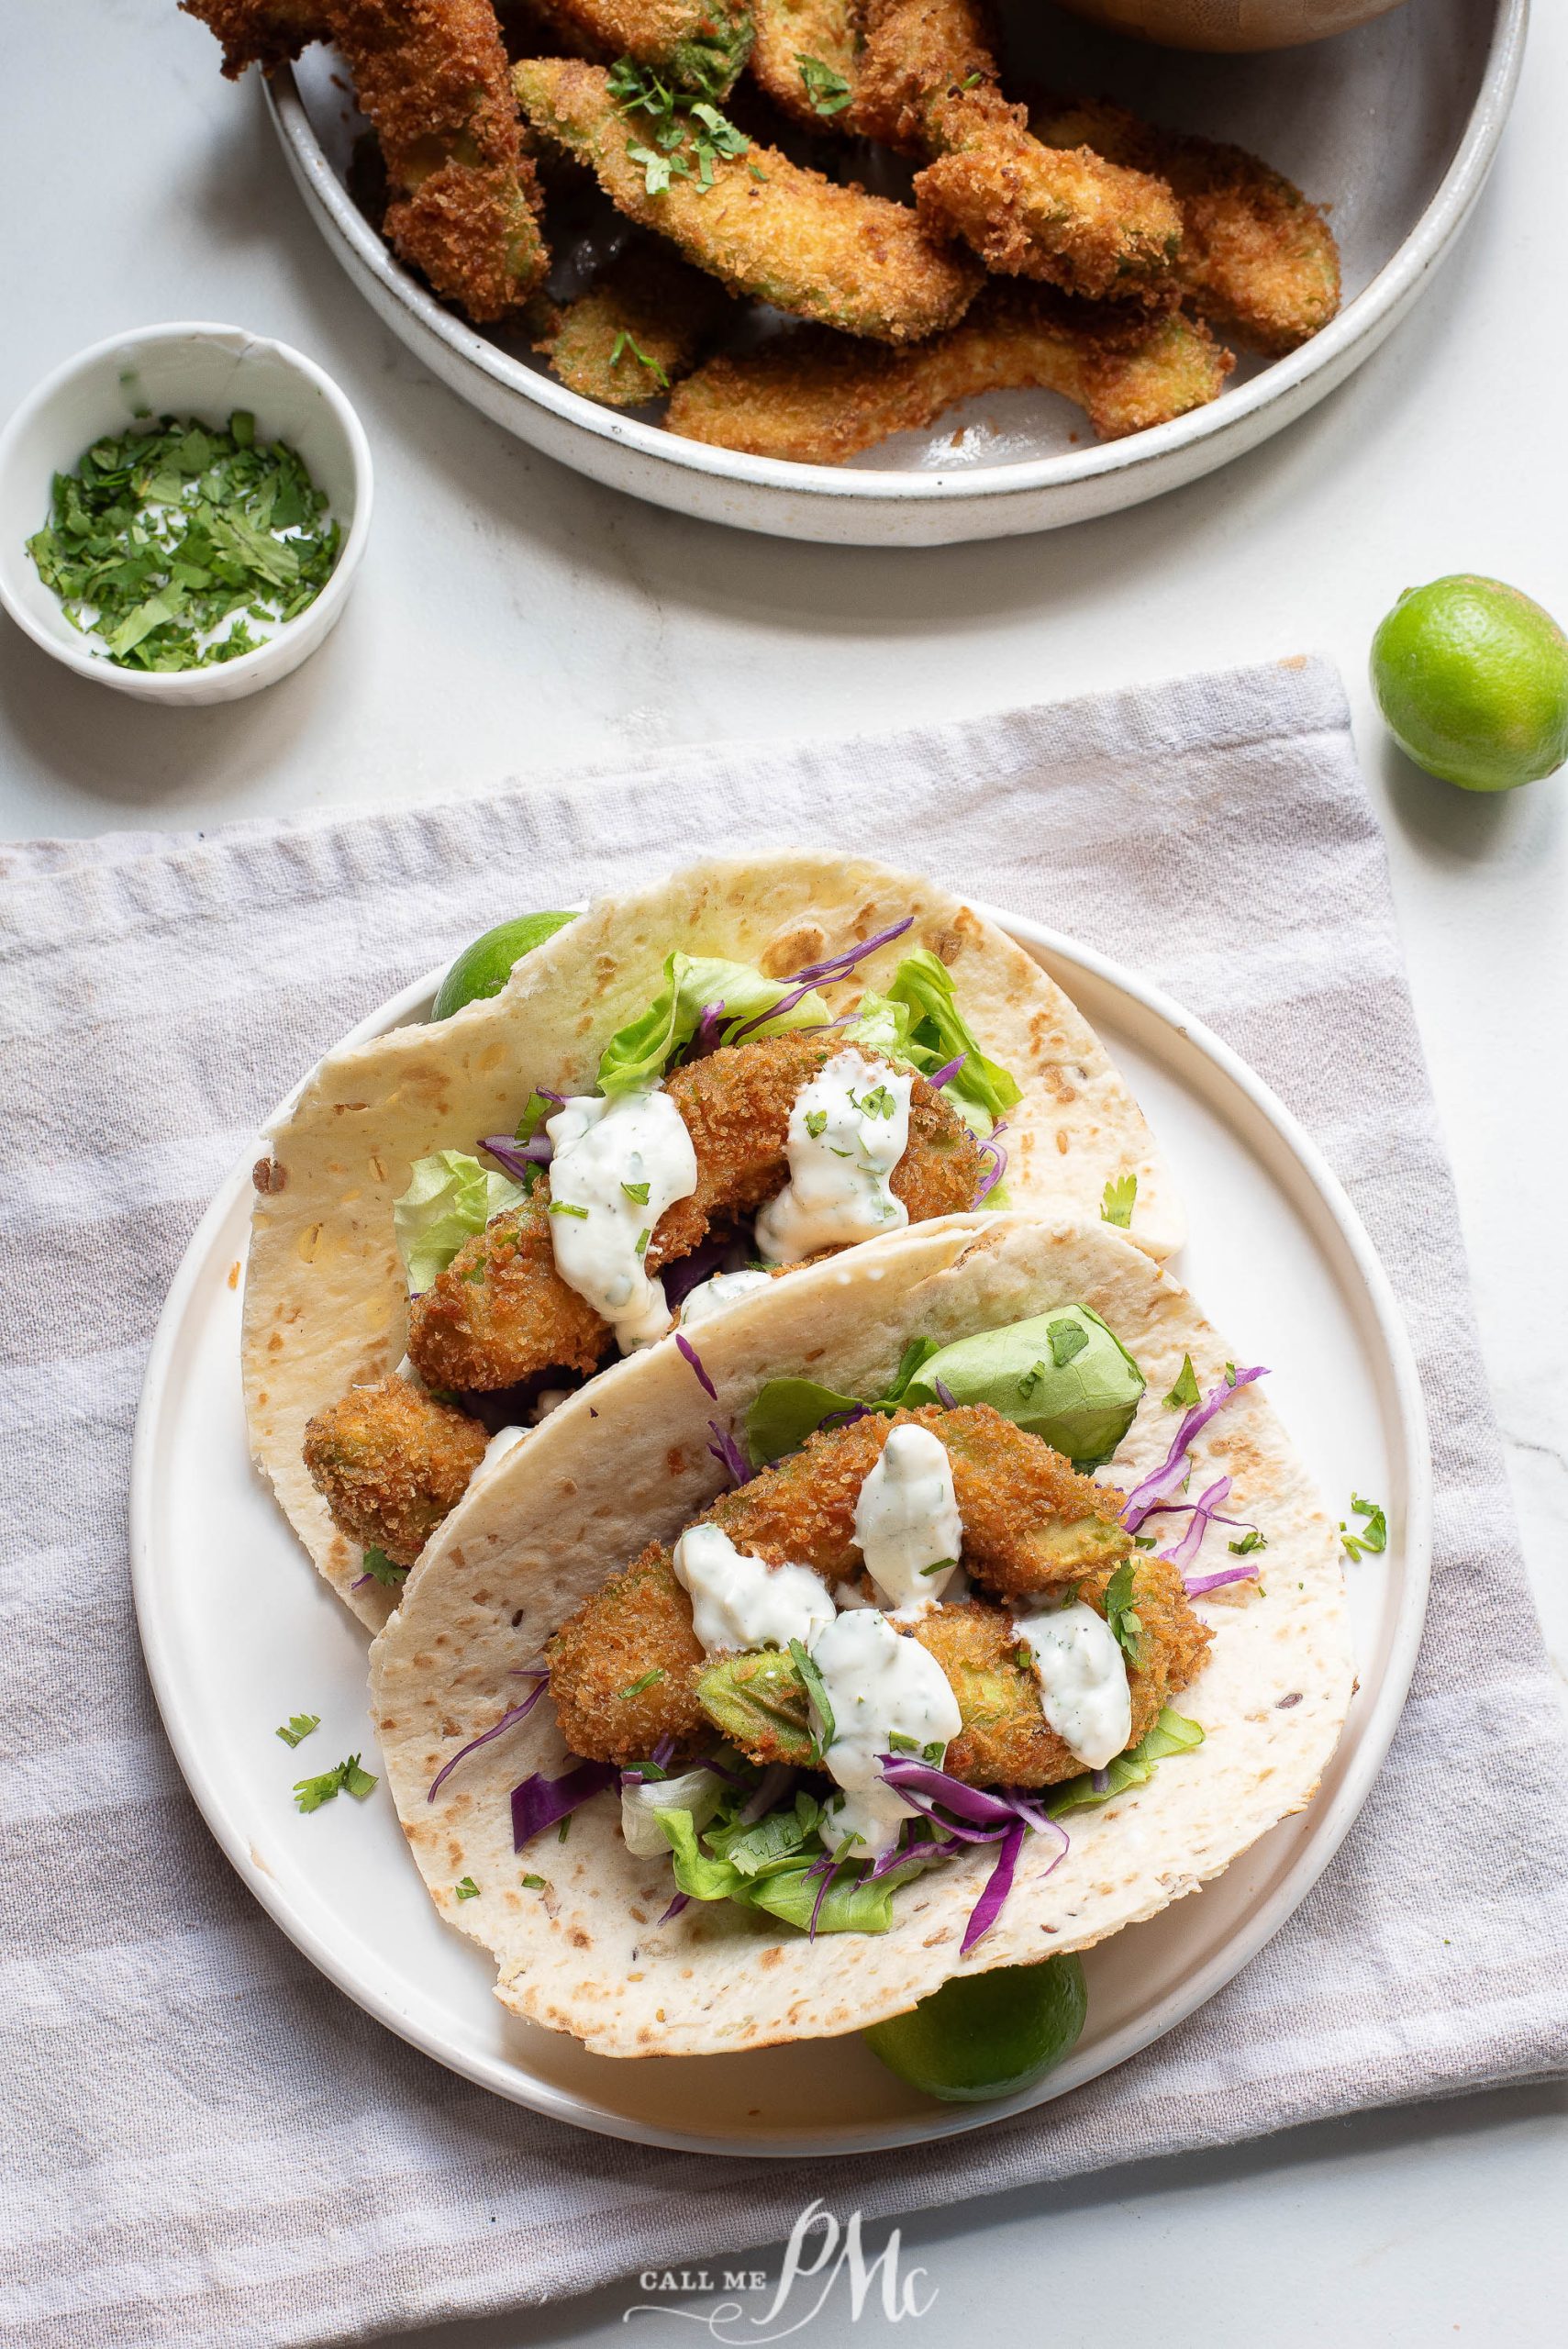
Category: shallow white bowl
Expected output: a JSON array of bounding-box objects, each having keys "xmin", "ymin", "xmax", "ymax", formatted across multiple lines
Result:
[
  {"xmin": 0, "ymin": 322, "xmax": 373, "ymax": 704},
  {"xmin": 265, "ymin": 0, "xmax": 1525, "ymax": 545}
]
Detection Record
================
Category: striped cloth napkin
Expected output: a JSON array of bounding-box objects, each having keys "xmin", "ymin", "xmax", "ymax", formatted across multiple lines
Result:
[{"xmin": 4, "ymin": 659, "xmax": 1564, "ymax": 2349}]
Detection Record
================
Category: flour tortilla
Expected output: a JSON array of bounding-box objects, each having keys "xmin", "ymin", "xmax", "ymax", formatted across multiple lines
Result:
[
  {"xmin": 246, "ymin": 854, "xmax": 1183, "ymax": 1628},
  {"xmin": 370, "ymin": 1213, "xmax": 1351, "ymax": 2058}
]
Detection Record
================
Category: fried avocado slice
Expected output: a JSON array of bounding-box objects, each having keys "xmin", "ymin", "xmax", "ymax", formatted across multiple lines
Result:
[
  {"xmin": 547, "ymin": 1542, "xmax": 709, "ymax": 1764},
  {"xmin": 183, "ymin": 0, "xmax": 548, "ymax": 321},
  {"xmin": 407, "ymin": 1187, "xmax": 613, "ymax": 1392},
  {"xmin": 513, "ymin": 56, "xmax": 980, "ymax": 342},
  {"xmin": 655, "ymin": 1033, "xmax": 984, "ymax": 1263},
  {"xmin": 531, "ymin": 0, "xmax": 754, "ymax": 95},
  {"xmin": 302, "ymin": 1374, "xmax": 488, "ymax": 1567},
  {"xmin": 695, "ymin": 1644, "xmax": 816, "ymax": 1766},
  {"xmin": 536, "ymin": 238, "xmax": 732, "ymax": 405},
  {"xmin": 704, "ymin": 1404, "xmax": 1130, "ymax": 1598},
  {"xmin": 848, "ymin": 0, "xmax": 1181, "ymax": 304},
  {"xmin": 1032, "ymin": 97, "xmax": 1340, "ymax": 357},
  {"xmin": 749, "ymin": 0, "xmax": 860, "ymax": 131},
  {"xmin": 667, "ymin": 284, "xmax": 1232, "ymax": 461}
]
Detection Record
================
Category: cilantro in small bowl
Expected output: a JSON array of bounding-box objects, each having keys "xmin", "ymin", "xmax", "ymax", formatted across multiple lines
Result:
[{"xmin": 0, "ymin": 323, "xmax": 372, "ymax": 703}]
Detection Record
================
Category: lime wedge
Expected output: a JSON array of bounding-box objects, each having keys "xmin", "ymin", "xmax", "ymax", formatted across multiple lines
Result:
[
  {"xmin": 431, "ymin": 911, "xmax": 576, "ymax": 1019},
  {"xmin": 862, "ymin": 1953, "xmax": 1087, "ymax": 2102}
]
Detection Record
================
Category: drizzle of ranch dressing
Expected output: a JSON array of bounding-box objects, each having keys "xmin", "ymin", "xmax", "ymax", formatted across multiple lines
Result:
[
  {"xmin": 810, "ymin": 1608, "xmax": 962, "ymax": 1856},
  {"xmin": 672, "ymin": 1523, "xmax": 835, "ymax": 1656},
  {"xmin": 1013, "ymin": 1603, "xmax": 1131, "ymax": 1769},
  {"xmin": 470, "ymin": 1424, "xmax": 527, "ymax": 1485},
  {"xmin": 679, "ymin": 1266, "xmax": 776, "ymax": 1327},
  {"xmin": 754, "ymin": 1049, "xmax": 912, "ymax": 1265},
  {"xmin": 544, "ymin": 1088, "xmax": 697, "ymax": 1351},
  {"xmin": 853, "ymin": 1423, "xmax": 963, "ymax": 1612}
]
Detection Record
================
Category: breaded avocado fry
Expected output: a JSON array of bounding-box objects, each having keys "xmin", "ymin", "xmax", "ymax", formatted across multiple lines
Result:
[
  {"xmin": 749, "ymin": 0, "xmax": 860, "ymax": 130},
  {"xmin": 303, "ymin": 1375, "xmax": 489, "ymax": 1567},
  {"xmin": 1032, "ymin": 97, "xmax": 1340, "ymax": 355},
  {"xmin": 848, "ymin": 0, "xmax": 1182, "ymax": 304},
  {"xmin": 548, "ymin": 1544, "xmax": 710, "ymax": 1765},
  {"xmin": 667, "ymin": 284, "xmax": 1234, "ymax": 462},
  {"xmin": 182, "ymin": 0, "xmax": 548, "ymax": 321},
  {"xmin": 537, "ymin": 238, "xmax": 732, "ymax": 403},
  {"xmin": 513, "ymin": 55, "xmax": 981, "ymax": 341},
  {"xmin": 525, "ymin": 0, "xmax": 755, "ymax": 95}
]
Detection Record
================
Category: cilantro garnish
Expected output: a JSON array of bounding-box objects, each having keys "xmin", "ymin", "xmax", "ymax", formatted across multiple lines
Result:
[
  {"xmin": 461, "ymin": 1258, "xmax": 486, "ymax": 1284},
  {"xmin": 1164, "ymin": 1354, "xmax": 1200, "ymax": 1411},
  {"xmin": 517, "ymin": 1091, "xmax": 555, "ymax": 1143},
  {"xmin": 608, "ymin": 330, "xmax": 670, "ymax": 392},
  {"xmin": 1047, "ymin": 1318, "xmax": 1088, "ymax": 1369},
  {"xmin": 558, "ymin": 1814, "xmax": 573, "ymax": 1842},
  {"xmin": 1017, "ymin": 1362, "xmax": 1044, "ymax": 1400},
  {"xmin": 1100, "ymin": 1174, "xmax": 1138, "ymax": 1229},
  {"xmin": 27, "ymin": 410, "xmax": 340, "ymax": 674},
  {"xmin": 1229, "ymin": 1529, "xmax": 1267, "ymax": 1556},
  {"xmin": 617, "ymin": 1667, "xmax": 666, "ymax": 1699},
  {"xmin": 1102, "ymin": 1560, "xmax": 1143, "ymax": 1664},
  {"xmin": 621, "ymin": 1179, "xmax": 651, "ymax": 1204},
  {"xmin": 795, "ymin": 53, "xmax": 853, "ymax": 116},
  {"xmin": 609, "ymin": 57, "xmax": 750, "ymax": 197},
  {"xmin": 1132, "ymin": 1533, "xmax": 1157, "ymax": 1551},
  {"xmin": 521, "ymin": 1873, "xmax": 547, "ymax": 1890},
  {"xmin": 919, "ymin": 1556, "xmax": 957, "ymax": 1576},
  {"xmin": 635, "ymin": 1228, "xmax": 651, "ymax": 1256},
  {"xmin": 805, "ymin": 1108, "xmax": 828, "ymax": 1139},
  {"xmin": 293, "ymin": 1753, "xmax": 377, "ymax": 1812},
  {"xmin": 1340, "ymin": 1494, "xmax": 1387, "ymax": 1560},
  {"xmin": 788, "ymin": 1638, "xmax": 835, "ymax": 1761},
  {"xmin": 549, "ymin": 1199, "xmax": 589, "ymax": 1219},
  {"xmin": 958, "ymin": 70, "xmax": 984, "ymax": 89},
  {"xmin": 455, "ymin": 1876, "xmax": 481, "ymax": 1899},
  {"xmin": 275, "ymin": 1712, "xmax": 320, "ymax": 1749},
  {"xmin": 361, "ymin": 1546, "xmax": 408, "ymax": 1587},
  {"xmin": 851, "ymin": 1084, "xmax": 896, "ymax": 1120},
  {"xmin": 1224, "ymin": 1362, "xmax": 1239, "ymax": 1387}
]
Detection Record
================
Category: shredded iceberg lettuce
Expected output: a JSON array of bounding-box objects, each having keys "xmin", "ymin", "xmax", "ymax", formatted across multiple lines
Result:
[{"xmin": 394, "ymin": 1150, "xmax": 525, "ymax": 1296}]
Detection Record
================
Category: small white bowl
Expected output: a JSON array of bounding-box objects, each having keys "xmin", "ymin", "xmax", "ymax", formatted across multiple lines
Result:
[{"xmin": 0, "ymin": 322, "xmax": 373, "ymax": 705}]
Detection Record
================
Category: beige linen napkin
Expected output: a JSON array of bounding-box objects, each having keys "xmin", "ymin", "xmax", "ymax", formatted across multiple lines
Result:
[{"xmin": 3, "ymin": 659, "xmax": 1564, "ymax": 2349}]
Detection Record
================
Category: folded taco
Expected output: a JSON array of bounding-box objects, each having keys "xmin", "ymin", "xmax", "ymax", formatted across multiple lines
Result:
[
  {"xmin": 247, "ymin": 855, "xmax": 1182, "ymax": 1627},
  {"xmin": 369, "ymin": 1213, "xmax": 1351, "ymax": 2059}
]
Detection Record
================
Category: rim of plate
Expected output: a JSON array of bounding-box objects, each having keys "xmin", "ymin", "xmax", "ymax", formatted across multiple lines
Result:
[
  {"xmin": 130, "ymin": 910, "xmax": 1432, "ymax": 2156},
  {"xmin": 264, "ymin": 0, "xmax": 1525, "ymax": 507}
]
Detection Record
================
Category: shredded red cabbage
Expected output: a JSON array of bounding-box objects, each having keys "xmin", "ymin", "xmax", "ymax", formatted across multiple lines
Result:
[
  {"xmin": 932, "ymin": 1378, "xmax": 958, "ymax": 1411},
  {"xmin": 806, "ymin": 1848, "xmax": 840, "ymax": 1939},
  {"xmin": 659, "ymin": 1890, "xmax": 691, "ymax": 1923},
  {"xmin": 1121, "ymin": 1365, "xmax": 1268, "ymax": 1532},
  {"xmin": 928, "ymin": 1052, "xmax": 967, "ymax": 1089},
  {"xmin": 427, "ymin": 1674, "xmax": 550, "ymax": 1802},
  {"xmin": 726, "ymin": 915, "xmax": 916, "ymax": 1045},
  {"xmin": 674, "ymin": 1331, "xmax": 717, "ymax": 1399},
  {"xmin": 876, "ymin": 1755, "xmax": 1069, "ymax": 1948},
  {"xmin": 479, "ymin": 1132, "xmax": 551, "ymax": 1183},
  {"xmin": 973, "ymin": 1121, "xmax": 1009, "ymax": 1206},
  {"xmin": 707, "ymin": 1419, "xmax": 752, "ymax": 1486},
  {"xmin": 1090, "ymin": 1767, "xmax": 1110, "ymax": 1792},
  {"xmin": 663, "ymin": 1228, "xmax": 743, "ymax": 1312},
  {"xmin": 510, "ymin": 1758, "xmax": 617, "ymax": 1849},
  {"xmin": 690, "ymin": 1000, "xmax": 727, "ymax": 1058},
  {"xmin": 961, "ymin": 1823, "xmax": 1028, "ymax": 1954},
  {"xmin": 1184, "ymin": 1563, "xmax": 1264, "ymax": 1598},
  {"xmin": 738, "ymin": 1764, "xmax": 795, "ymax": 1826},
  {"xmin": 1158, "ymin": 1475, "xmax": 1232, "ymax": 1574}
]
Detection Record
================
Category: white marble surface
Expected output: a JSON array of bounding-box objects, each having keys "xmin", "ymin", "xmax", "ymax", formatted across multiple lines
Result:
[{"xmin": 3, "ymin": 4, "xmax": 1564, "ymax": 2343}]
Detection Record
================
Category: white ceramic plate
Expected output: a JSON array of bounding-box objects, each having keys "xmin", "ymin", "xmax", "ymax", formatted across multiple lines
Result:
[
  {"xmin": 131, "ymin": 907, "xmax": 1430, "ymax": 2156},
  {"xmin": 261, "ymin": 0, "xmax": 1525, "ymax": 544}
]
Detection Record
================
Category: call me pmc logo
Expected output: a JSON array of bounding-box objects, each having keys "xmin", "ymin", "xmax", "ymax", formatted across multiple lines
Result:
[{"xmin": 628, "ymin": 2199, "xmax": 936, "ymax": 2340}]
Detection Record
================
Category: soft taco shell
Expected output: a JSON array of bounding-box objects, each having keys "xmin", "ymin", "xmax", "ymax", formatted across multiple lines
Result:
[
  {"xmin": 246, "ymin": 855, "xmax": 1183, "ymax": 1628},
  {"xmin": 370, "ymin": 1214, "xmax": 1351, "ymax": 2058}
]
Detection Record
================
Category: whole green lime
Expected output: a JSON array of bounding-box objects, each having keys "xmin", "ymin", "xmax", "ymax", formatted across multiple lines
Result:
[
  {"xmin": 862, "ymin": 1954, "xmax": 1087, "ymax": 2103},
  {"xmin": 1371, "ymin": 575, "xmax": 1568, "ymax": 792},
  {"xmin": 430, "ymin": 911, "xmax": 577, "ymax": 1019}
]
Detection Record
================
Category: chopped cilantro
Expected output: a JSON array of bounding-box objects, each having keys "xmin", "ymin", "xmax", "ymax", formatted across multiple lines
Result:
[
  {"xmin": 1229, "ymin": 1529, "xmax": 1267, "ymax": 1556},
  {"xmin": 1100, "ymin": 1174, "xmax": 1138, "ymax": 1229},
  {"xmin": 1132, "ymin": 1533, "xmax": 1157, "ymax": 1551},
  {"xmin": 521, "ymin": 1873, "xmax": 547, "ymax": 1889},
  {"xmin": 635, "ymin": 1228, "xmax": 651, "ymax": 1256},
  {"xmin": 607, "ymin": 330, "xmax": 670, "ymax": 392},
  {"xmin": 805, "ymin": 1108, "xmax": 828, "ymax": 1139},
  {"xmin": 609, "ymin": 58, "xmax": 750, "ymax": 198},
  {"xmin": 1164, "ymin": 1354, "xmax": 1200, "ymax": 1410},
  {"xmin": 275, "ymin": 1712, "xmax": 320, "ymax": 1749},
  {"xmin": 919, "ymin": 1556, "xmax": 957, "ymax": 1576},
  {"xmin": 361, "ymin": 1546, "xmax": 408, "ymax": 1587},
  {"xmin": 789, "ymin": 1637, "xmax": 835, "ymax": 1761},
  {"xmin": 26, "ymin": 410, "xmax": 340, "ymax": 674},
  {"xmin": 516, "ymin": 1091, "xmax": 555, "ymax": 1143},
  {"xmin": 461, "ymin": 1258, "xmax": 486, "ymax": 1284},
  {"xmin": 795, "ymin": 53, "xmax": 853, "ymax": 116},
  {"xmin": 1340, "ymin": 1493, "xmax": 1388, "ymax": 1560},
  {"xmin": 1017, "ymin": 1361, "xmax": 1045, "ymax": 1400},
  {"xmin": 1224, "ymin": 1362, "xmax": 1238, "ymax": 1387},
  {"xmin": 557, "ymin": 1814, "xmax": 573, "ymax": 1842},
  {"xmin": 958, "ymin": 69, "xmax": 984, "ymax": 88},
  {"xmin": 293, "ymin": 1753, "xmax": 377, "ymax": 1812},
  {"xmin": 617, "ymin": 1668, "xmax": 666, "ymax": 1699},
  {"xmin": 1047, "ymin": 1318, "xmax": 1089, "ymax": 1369},
  {"xmin": 1102, "ymin": 1559, "xmax": 1143, "ymax": 1664},
  {"xmin": 851, "ymin": 1084, "xmax": 895, "ymax": 1119},
  {"xmin": 621, "ymin": 1179, "xmax": 651, "ymax": 1204},
  {"xmin": 549, "ymin": 1199, "xmax": 589, "ymax": 1219},
  {"xmin": 455, "ymin": 1876, "xmax": 481, "ymax": 1899}
]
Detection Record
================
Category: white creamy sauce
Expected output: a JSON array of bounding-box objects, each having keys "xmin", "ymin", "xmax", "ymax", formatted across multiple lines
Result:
[
  {"xmin": 810, "ymin": 1608, "xmax": 962, "ymax": 1857},
  {"xmin": 853, "ymin": 1423, "xmax": 963, "ymax": 1612},
  {"xmin": 544, "ymin": 1087, "xmax": 697, "ymax": 1351},
  {"xmin": 672, "ymin": 1523, "xmax": 836, "ymax": 1656},
  {"xmin": 753, "ymin": 1049, "xmax": 912, "ymax": 1264},
  {"xmin": 1014, "ymin": 1602, "xmax": 1131, "ymax": 1769},
  {"xmin": 470, "ymin": 1424, "xmax": 527, "ymax": 1485},
  {"xmin": 678, "ymin": 1266, "xmax": 776, "ymax": 1327}
]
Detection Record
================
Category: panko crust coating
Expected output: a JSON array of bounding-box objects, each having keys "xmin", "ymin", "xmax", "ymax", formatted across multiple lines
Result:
[
  {"xmin": 302, "ymin": 1374, "xmax": 490, "ymax": 1566},
  {"xmin": 182, "ymin": 0, "xmax": 548, "ymax": 319},
  {"xmin": 536, "ymin": 239, "xmax": 732, "ymax": 404},
  {"xmin": 749, "ymin": 0, "xmax": 861, "ymax": 129},
  {"xmin": 407, "ymin": 1190, "xmax": 613, "ymax": 1392},
  {"xmin": 513, "ymin": 55, "xmax": 980, "ymax": 342},
  {"xmin": 546, "ymin": 1542, "xmax": 709, "ymax": 1763}
]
